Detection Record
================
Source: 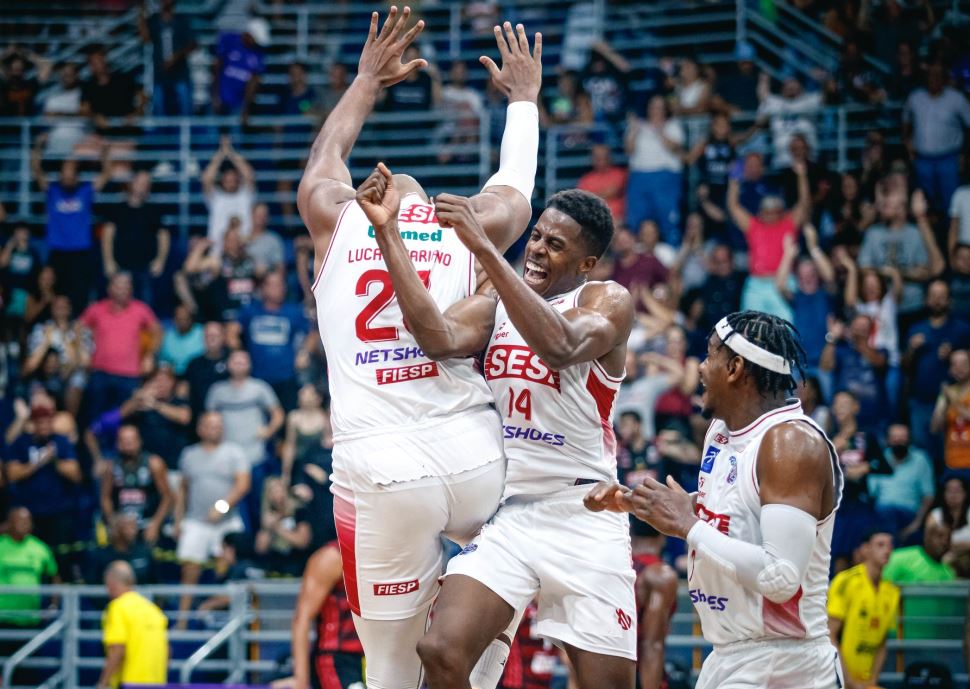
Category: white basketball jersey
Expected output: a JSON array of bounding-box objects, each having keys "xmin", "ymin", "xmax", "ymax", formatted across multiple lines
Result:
[
  {"xmin": 483, "ymin": 282, "xmax": 623, "ymax": 499},
  {"xmin": 689, "ymin": 400, "xmax": 843, "ymax": 646},
  {"xmin": 313, "ymin": 194, "xmax": 500, "ymax": 483}
]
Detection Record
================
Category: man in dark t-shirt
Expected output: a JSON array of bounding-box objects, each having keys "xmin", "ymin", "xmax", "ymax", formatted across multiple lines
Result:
[
  {"xmin": 102, "ymin": 170, "xmax": 170, "ymax": 306},
  {"xmin": 80, "ymin": 46, "xmax": 141, "ymax": 134}
]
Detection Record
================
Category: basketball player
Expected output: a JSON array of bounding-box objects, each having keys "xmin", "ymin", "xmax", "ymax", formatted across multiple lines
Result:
[
  {"xmin": 354, "ymin": 164, "xmax": 636, "ymax": 689},
  {"xmin": 586, "ymin": 311, "xmax": 845, "ymax": 689},
  {"xmin": 297, "ymin": 7, "xmax": 541, "ymax": 689},
  {"xmin": 289, "ymin": 544, "xmax": 364, "ymax": 689}
]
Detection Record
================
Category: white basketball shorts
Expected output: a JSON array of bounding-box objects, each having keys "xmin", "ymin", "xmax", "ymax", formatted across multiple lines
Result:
[{"xmin": 695, "ymin": 636, "xmax": 844, "ymax": 689}]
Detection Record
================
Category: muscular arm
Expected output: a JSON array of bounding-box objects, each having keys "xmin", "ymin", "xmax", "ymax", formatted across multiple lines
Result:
[
  {"xmin": 636, "ymin": 563, "xmax": 678, "ymax": 689},
  {"xmin": 291, "ymin": 547, "xmax": 343, "ymax": 689}
]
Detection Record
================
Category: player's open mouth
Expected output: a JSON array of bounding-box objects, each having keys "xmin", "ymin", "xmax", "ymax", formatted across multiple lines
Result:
[{"xmin": 524, "ymin": 260, "xmax": 547, "ymax": 285}]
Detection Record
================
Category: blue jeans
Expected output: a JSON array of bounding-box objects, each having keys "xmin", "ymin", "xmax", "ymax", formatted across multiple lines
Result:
[
  {"xmin": 914, "ymin": 152, "xmax": 960, "ymax": 212},
  {"xmin": 85, "ymin": 372, "xmax": 141, "ymax": 422},
  {"xmin": 626, "ymin": 170, "xmax": 683, "ymax": 246},
  {"xmin": 152, "ymin": 78, "xmax": 192, "ymax": 117}
]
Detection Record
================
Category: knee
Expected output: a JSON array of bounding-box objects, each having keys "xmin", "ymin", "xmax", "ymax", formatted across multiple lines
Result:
[{"xmin": 417, "ymin": 631, "xmax": 466, "ymax": 678}]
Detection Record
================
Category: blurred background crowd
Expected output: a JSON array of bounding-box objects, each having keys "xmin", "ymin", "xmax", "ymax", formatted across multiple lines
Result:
[{"xmin": 1, "ymin": 0, "xmax": 970, "ymax": 687}]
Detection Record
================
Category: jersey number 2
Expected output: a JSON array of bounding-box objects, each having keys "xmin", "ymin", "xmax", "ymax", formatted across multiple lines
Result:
[
  {"xmin": 507, "ymin": 387, "xmax": 533, "ymax": 421},
  {"xmin": 355, "ymin": 269, "xmax": 431, "ymax": 343}
]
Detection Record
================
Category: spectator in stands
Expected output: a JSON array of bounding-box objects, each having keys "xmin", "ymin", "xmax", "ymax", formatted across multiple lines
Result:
[
  {"xmin": 80, "ymin": 45, "xmax": 143, "ymax": 134},
  {"xmin": 906, "ymin": 280, "xmax": 970, "ymax": 452},
  {"xmin": 540, "ymin": 70, "xmax": 592, "ymax": 126},
  {"xmin": 316, "ymin": 62, "xmax": 349, "ymax": 120},
  {"xmin": 829, "ymin": 38, "xmax": 885, "ymax": 105},
  {"xmin": 829, "ymin": 390, "xmax": 891, "ymax": 571},
  {"xmin": 869, "ymin": 423, "xmax": 936, "ymax": 543},
  {"xmin": 101, "ymin": 169, "xmax": 170, "ymax": 306},
  {"xmin": 607, "ymin": 226, "xmax": 667, "ymax": 301},
  {"xmin": 85, "ymin": 513, "xmax": 156, "ymax": 585},
  {"xmin": 177, "ymin": 229, "xmax": 255, "ymax": 321},
  {"xmin": 672, "ymin": 55, "xmax": 711, "ymax": 116},
  {"xmin": 23, "ymin": 295, "xmax": 88, "ymax": 416},
  {"xmin": 932, "ymin": 349, "xmax": 970, "ymax": 473},
  {"xmin": 949, "ymin": 244, "xmax": 970, "ymax": 324},
  {"xmin": 639, "ymin": 219, "xmax": 676, "ymax": 269},
  {"xmin": 441, "ymin": 61, "xmax": 482, "ymax": 113},
  {"xmin": 79, "ymin": 272, "xmax": 161, "ymax": 418},
  {"xmin": 712, "ymin": 41, "xmax": 760, "ymax": 113},
  {"xmin": 778, "ymin": 134, "xmax": 828, "ymax": 209},
  {"xmin": 229, "ymin": 271, "xmax": 310, "ymax": 412},
  {"xmin": 757, "ymin": 73, "xmax": 823, "ymax": 170},
  {"xmin": 931, "ymin": 476, "xmax": 970, "ymax": 574},
  {"xmin": 841, "ymin": 255, "xmax": 902, "ymax": 379},
  {"xmin": 205, "ymin": 349, "xmax": 284, "ymax": 469},
  {"xmin": 380, "ymin": 44, "xmax": 438, "ymax": 112},
  {"xmin": 246, "ymin": 202, "xmax": 285, "ymax": 276},
  {"xmin": 118, "ymin": 366, "xmax": 191, "ymax": 477},
  {"xmin": 39, "ymin": 62, "xmax": 84, "ymax": 157},
  {"xmin": 581, "ymin": 41, "xmax": 631, "ymax": 128},
  {"xmin": 882, "ymin": 514, "xmax": 956, "ymax": 639},
  {"xmin": 139, "ymin": 0, "xmax": 197, "ymax": 116},
  {"xmin": 889, "ymin": 41, "xmax": 923, "ymax": 102},
  {"xmin": 31, "ymin": 139, "xmax": 111, "ymax": 314},
  {"xmin": 696, "ymin": 243, "xmax": 744, "ymax": 331},
  {"xmin": 822, "ymin": 314, "xmax": 890, "ymax": 435},
  {"xmin": 99, "ymin": 424, "xmax": 171, "ymax": 544},
  {"xmin": 158, "ymin": 303, "xmax": 204, "ymax": 375},
  {"xmin": 685, "ymin": 112, "xmax": 745, "ymax": 214},
  {"xmin": 174, "ymin": 411, "xmax": 250, "ymax": 627},
  {"xmin": 212, "ymin": 18, "xmax": 269, "ymax": 122},
  {"xmin": 827, "ymin": 529, "xmax": 898, "ymax": 689},
  {"xmin": 798, "ymin": 375, "xmax": 831, "ymax": 432},
  {"xmin": 858, "ymin": 189, "xmax": 944, "ymax": 320},
  {"xmin": 775, "ymin": 226, "xmax": 836, "ymax": 372},
  {"xmin": 254, "ymin": 477, "xmax": 311, "ymax": 574},
  {"xmin": 615, "ymin": 410, "xmax": 657, "ymax": 488},
  {"xmin": 0, "ymin": 46, "xmax": 51, "ymax": 116},
  {"xmin": 625, "ymin": 95, "xmax": 685, "ymax": 245},
  {"xmin": 184, "ymin": 321, "xmax": 229, "ymax": 423},
  {"xmin": 281, "ymin": 383, "xmax": 332, "ymax": 489},
  {"xmin": 202, "ymin": 135, "xmax": 256, "ymax": 248},
  {"xmin": 273, "ymin": 61, "xmax": 316, "ymax": 119},
  {"xmin": 831, "ymin": 173, "xmax": 876, "ymax": 254},
  {"xmin": 1, "ymin": 224, "xmax": 40, "ymax": 344},
  {"xmin": 577, "ymin": 144, "xmax": 627, "ymax": 223},
  {"xmin": 949, "ymin": 180, "xmax": 970, "ymax": 256},
  {"xmin": 4, "ymin": 403, "xmax": 82, "ymax": 573},
  {"xmin": 903, "ymin": 63, "xmax": 970, "ymax": 212},
  {"xmin": 95, "ymin": 561, "xmax": 168, "ymax": 689},
  {"xmin": 727, "ymin": 160, "xmax": 809, "ymax": 320},
  {"xmin": 0, "ymin": 507, "xmax": 58, "ymax": 681}
]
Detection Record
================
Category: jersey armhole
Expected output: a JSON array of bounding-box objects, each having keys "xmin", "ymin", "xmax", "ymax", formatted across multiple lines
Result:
[{"xmin": 310, "ymin": 199, "xmax": 355, "ymax": 294}]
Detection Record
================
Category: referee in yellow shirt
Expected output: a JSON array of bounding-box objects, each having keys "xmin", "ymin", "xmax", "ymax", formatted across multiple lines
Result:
[
  {"xmin": 828, "ymin": 530, "xmax": 900, "ymax": 689},
  {"xmin": 95, "ymin": 561, "xmax": 169, "ymax": 689}
]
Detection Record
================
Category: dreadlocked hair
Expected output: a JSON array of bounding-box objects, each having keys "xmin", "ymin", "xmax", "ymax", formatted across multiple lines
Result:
[{"xmin": 714, "ymin": 310, "xmax": 806, "ymax": 398}]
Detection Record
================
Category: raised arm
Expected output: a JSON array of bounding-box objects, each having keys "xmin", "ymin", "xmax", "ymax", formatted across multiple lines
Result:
[
  {"xmin": 291, "ymin": 546, "xmax": 343, "ymax": 689},
  {"xmin": 436, "ymin": 194, "xmax": 634, "ymax": 372},
  {"xmin": 225, "ymin": 141, "xmax": 255, "ymax": 189},
  {"xmin": 774, "ymin": 234, "xmax": 798, "ymax": 301},
  {"xmin": 297, "ymin": 7, "xmax": 427, "ymax": 249},
  {"xmin": 357, "ymin": 164, "xmax": 497, "ymax": 359},
  {"xmin": 201, "ymin": 138, "xmax": 229, "ymax": 197},
  {"xmin": 838, "ymin": 251, "xmax": 859, "ymax": 308},
  {"xmin": 727, "ymin": 178, "xmax": 752, "ymax": 233},
  {"xmin": 908, "ymin": 190, "xmax": 945, "ymax": 281},
  {"xmin": 790, "ymin": 160, "xmax": 811, "ymax": 228},
  {"xmin": 804, "ymin": 223, "xmax": 835, "ymax": 285}
]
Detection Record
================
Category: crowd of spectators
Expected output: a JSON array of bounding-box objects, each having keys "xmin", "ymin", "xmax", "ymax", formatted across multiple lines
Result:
[{"xmin": 1, "ymin": 0, "xmax": 970, "ymax": 685}]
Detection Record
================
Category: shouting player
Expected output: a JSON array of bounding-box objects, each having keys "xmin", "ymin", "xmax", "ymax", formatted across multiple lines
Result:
[
  {"xmin": 586, "ymin": 311, "xmax": 845, "ymax": 689},
  {"xmin": 297, "ymin": 7, "xmax": 541, "ymax": 688},
  {"xmin": 354, "ymin": 164, "xmax": 636, "ymax": 689}
]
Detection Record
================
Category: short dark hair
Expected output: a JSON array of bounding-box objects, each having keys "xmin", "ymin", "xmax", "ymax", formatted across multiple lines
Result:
[
  {"xmin": 619, "ymin": 410, "xmax": 642, "ymax": 424},
  {"xmin": 546, "ymin": 189, "xmax": 614, "ymax": 258},
  {"xmin": 713, "ymin": 310, "xmax": 806, "ymax": 398}
]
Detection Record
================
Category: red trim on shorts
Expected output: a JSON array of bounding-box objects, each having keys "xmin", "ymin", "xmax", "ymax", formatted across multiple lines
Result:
[
  {"xmin": 333, "ymin": 494, "xmax": 361, "ymax": 616},
  {"xmin": 311, "ymin": 200, "xmax": 354, "ymax": 294}
]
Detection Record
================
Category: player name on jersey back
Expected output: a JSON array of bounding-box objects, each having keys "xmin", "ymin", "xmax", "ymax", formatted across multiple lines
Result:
[{"xmin": 313, "ymin": 194, "xmax": 494, "ymax": 442}]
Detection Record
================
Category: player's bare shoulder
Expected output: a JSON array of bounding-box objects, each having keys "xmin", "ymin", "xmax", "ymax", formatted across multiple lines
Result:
[
  {"xmin": 575, "ymin": 280, "xmax": 635, "ymax": 339},
  {"xmin": 757, "ymin": 419, "xmax": 835, "ymax": 517}
]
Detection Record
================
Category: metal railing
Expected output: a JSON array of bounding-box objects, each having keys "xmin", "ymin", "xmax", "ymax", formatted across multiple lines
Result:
[{"xmin": 0, "ymin": 580, "xmax": 965, "ymax": 689}]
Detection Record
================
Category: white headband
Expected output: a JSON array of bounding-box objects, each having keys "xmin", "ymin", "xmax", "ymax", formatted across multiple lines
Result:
[{"xmin": 715, "ymin": 317, "xmax": 792, "ymax": 375}]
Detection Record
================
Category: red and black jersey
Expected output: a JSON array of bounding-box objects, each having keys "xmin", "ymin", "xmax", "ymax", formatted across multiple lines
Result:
[
  {"xmin": 315, "ymin": 546, "xmax": 364, "ymax": 655},
  {"xmin": 501, "ymin": 603, "xmax": 558, "ymax": 689}
]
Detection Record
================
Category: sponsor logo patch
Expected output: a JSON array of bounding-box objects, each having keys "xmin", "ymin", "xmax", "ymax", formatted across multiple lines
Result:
[
  {"xmin": 726, "ymin": 455, "xmax": 738, "ymax": 485},
  {"xmin": 375, "ymin": 362, "xmax": 438, "ymax": 385},
  {"xmin": 689, "ymin": 588, "xmax": 729, "ymax": 611},
  {"xmin": 701, "ymin": 446, "xmax": 720, "ymax": 473},
  {"xmin": 484, "ymin": 345, "xmax": 560, "ymax": 390},
  {"xmin": 615, "ymin": 608, "xmax": 633, "ymax": 631},
  {"xmin": 714, "ymin": 433, "xmax": 729, "ymax": 445},
  {"xmin": 458, "ymin": 543, "xmax": 478, "ymax": 555},
  {"xmin": 696, "ymin": 504, "xmax": 731, "ymax": 534},
  {"xmin": 373, "ymin": 579, "xmax": 420, "ymax": 596}
]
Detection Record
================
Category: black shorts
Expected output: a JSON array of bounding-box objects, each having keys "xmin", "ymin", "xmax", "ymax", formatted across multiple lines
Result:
[{"xmin": 313, "ymin": 651, "xmax": 365, "ymax": 689}]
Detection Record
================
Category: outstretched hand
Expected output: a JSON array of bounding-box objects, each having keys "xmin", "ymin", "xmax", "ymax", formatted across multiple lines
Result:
[
  {"xmin": 357, "ymin": 162, "xmax": 400, "ymax": 230},
  {"xmin": 358, "ymin": 6, "xmax": 427, "ymax": 89},
  {"xmin": 435, "ymin": 193, "xmax": 492, "ymax": 253},
  {"xmin": 480, "ymin": 21, "xmax": 542, "ymax": 102},
  {"xmin": 583, "ymin": 482, "xmax": 634, "ymax": 513}
]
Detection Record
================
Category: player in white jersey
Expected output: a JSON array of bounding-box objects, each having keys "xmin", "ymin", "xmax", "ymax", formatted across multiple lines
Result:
[
  {"xmin": 586, "ymin": 311, "xmax": 846, "ymax": 689},
  {"xmin": 296, "ymin": 8, "xmax": 542, "ymax": 688},
  {"xmin": 354, "ymin": 164, "xmax": 637, "ymax": 689}
]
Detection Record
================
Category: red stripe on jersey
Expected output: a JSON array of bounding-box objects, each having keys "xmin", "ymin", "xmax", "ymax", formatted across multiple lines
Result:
[
  {"xmin": 762, "ymin": 586, "xmax": 806, "ymax": 638},
  {"xmin": 311, "ymin": 199, "xmax": 355, "ymax": 294},
  {"xmin": 585, "ymin": 370, "xmax": 618, "ymax": 457},
  {"xmin": 333, "ymin": 494, "xmax": 361, "ymax": 616}
]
